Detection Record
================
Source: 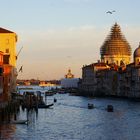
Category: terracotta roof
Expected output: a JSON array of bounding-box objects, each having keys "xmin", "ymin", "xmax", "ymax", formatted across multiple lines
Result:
[
  {"xmin": 94, "ymin": 62, "xmax": 108, "ymax": 67},
  {"xmin": 0, "ymin": 27, "xmax": 14, "ymax": 33},
  {"xmin": 83, "ymin": 62, "xmax": 109, "ymax": 68}
]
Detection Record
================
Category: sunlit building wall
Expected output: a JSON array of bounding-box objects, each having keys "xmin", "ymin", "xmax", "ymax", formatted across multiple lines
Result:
[
  {"xmin": 0, "ymin": 28, "xmax": 18, "ymax": 99},
  {"xmin": 0, "ymin": 28, "xmax": 17, "ymax": 66}
]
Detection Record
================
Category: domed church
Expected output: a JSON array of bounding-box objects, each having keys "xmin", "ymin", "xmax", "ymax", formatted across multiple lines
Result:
[
  {"xmin": 79, "ymin": 22, "xmax": 140, "ymax": 98},
  {"xmin": 134, "ymin": 43, "xmax": 140, "ymax": 66},
  {"xmin": 100, "ymin": 23, "xmax": 132, "ymax": 66}
]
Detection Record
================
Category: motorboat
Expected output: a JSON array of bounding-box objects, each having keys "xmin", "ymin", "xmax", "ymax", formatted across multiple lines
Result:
[
  {"xmin": 54, "ymin": 98, "xmax": 57, "ymax": 102},
  {"xmin": 88, "ymin": 103, "xmax": 94, "ymax": 109},
  {"xmin": 107, "ymin": 105, "xmax": 114, "ymax": 112}
]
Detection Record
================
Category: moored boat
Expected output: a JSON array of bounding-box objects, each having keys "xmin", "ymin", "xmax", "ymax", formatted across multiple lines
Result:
[
  {"xmin": 107, "ymin": 105, "xmax": 114, "ymax": 112},
  {"xmin": 11, "ymin": 120, "xmax": 28, "ymax": 124},
  {"xmin": 88, "ymin": 103, "xmax": 94, "ymax": 109},
  {"xmin": 54, "ymin": 98, "xmax": 57, "ymax": 102},
  {"xmin": 57, "ymin": 89, "xmax": 67, "ymax": 94},
  {"xmin": 37, "ymin": 103, "xmax": 54, "ymax": 108},
  {"xmin": 45, "ymin": 91, "xmax": 54, "ymax": 96}
]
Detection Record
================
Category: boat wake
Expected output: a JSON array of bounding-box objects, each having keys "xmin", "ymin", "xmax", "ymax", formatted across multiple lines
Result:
[{"xmin": 58, "ymin": 103, "xmax": 87, "ymax": 109}]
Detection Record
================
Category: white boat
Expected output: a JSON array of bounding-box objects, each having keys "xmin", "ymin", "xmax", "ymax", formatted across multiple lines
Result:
[{"xmin": 11, "ymin": 120, "xmax": 28, "ymax": 124}]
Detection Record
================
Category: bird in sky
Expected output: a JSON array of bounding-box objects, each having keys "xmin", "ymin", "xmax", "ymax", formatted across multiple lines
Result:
[{"xmin": 106, "ymin": 10, "xmax": 116, "ymax": 14}]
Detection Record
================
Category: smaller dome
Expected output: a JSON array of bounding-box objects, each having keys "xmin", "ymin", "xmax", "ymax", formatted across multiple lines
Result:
[
  {"xmin": 65, "ymin": 69, "xmax": 74, "ymax": 79},
  {"xmin": 134, "ymin": 43, "xmax": 140, "ymax": 57}
]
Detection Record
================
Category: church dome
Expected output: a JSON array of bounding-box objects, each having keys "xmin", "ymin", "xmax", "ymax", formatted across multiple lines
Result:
[
  {"xmin": 100, "ymin": 23, "xmax": 131, "ymax": 56},
  {"xmin": 134, "ymin": 43, "xmax": 140, "ymax": 57},
  {"xmin": 65, "ymin": 69, "xmax": 74, "ymax": 79}
]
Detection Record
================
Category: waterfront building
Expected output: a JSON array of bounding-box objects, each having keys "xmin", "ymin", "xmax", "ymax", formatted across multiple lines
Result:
[
  {"xmin": 95, "ymin": 66, "xmax": 118, "ymax": 96},
  {"xmin": 39, "ymin": 81, "xmax": 55, "ymax": 87},
  {"xmin": 0, "ymin": 28, "xmax": 18, "ymax": 107},
  {"xmin": 126, "ymin": 44, "xmax": 140, "ymax": 98},
  {"xmin": 0, "ymin": 52, "xmax": 4, "ymax": 101},
  {"xmin": 61, "ymin": 69, "xmax": 79, "ymax": 88},
  {"xmin": 79, "ymin": 62, "xmax": 110, "ymax": 96},
  {"xmin": 0, "ymin": 28, "xmax": 17, "ymax": 66},
  {"xmin": 24, "ymin": 80, "xmax": 31, "ymax": 86},
  {"xmin": 134, "ymin": 43, "xmax": 140, "ymax": 66},
  {"xmin": 79, "ymin": 23, "xmax": 140, "ymax": 97}
]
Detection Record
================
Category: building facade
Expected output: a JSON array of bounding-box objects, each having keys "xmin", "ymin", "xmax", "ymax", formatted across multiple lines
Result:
[
  {"xmin": 0, "ymin": 28, "xmax": 17, "ymax": 106},
  {"xmin": 79, "ymin": 23, "xmax": 140, "ymax": 98},
  {"xmin": 61, "ymin": 69, "xmax": 79, "ymax": 88},
  {"xmin": 79, "ymin": 63, "xmax": 110, "ymax": 96}
]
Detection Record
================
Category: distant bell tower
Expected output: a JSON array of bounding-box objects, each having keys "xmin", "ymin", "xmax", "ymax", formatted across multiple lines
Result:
[{"xmin": 65, "ymin": 69, "xmax": 74, "ymax": 79}]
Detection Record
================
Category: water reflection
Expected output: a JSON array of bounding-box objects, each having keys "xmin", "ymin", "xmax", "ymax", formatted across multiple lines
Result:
[
  {"xmin": 1, "ymin": 94, "xmax": 140, "ymax": 139},
  {"xmin": 0, "ymin": 124, "xmax": 16, "ymax": 139}
]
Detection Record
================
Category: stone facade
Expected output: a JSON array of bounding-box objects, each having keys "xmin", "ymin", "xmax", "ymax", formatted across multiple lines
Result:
[
  {"xmin": 79, "ymin": 23, "xmax": 140, "ymax": 98},
  {"xmin": 79, "ymin": 62, "xmax": 110, "ymax": 96},
  {"xmin": 61, "ymin": 69, "xmax": 79, "ymax": 88}
]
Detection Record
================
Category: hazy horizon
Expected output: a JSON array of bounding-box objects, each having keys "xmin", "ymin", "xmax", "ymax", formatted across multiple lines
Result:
[{"xmin": 1, "ymin": 0, "xmax": 140, "ymax": 80}]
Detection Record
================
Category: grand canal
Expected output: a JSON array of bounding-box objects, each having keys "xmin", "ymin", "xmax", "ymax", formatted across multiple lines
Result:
[{"xmin": 1, "ymin": 93, "xmax": 140, "ymax": 140}]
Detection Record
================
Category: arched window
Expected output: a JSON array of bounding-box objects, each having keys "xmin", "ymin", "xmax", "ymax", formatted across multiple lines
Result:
[{"xmin": 106, "ymin": 60, "xmax": 108, "ymax": 64}]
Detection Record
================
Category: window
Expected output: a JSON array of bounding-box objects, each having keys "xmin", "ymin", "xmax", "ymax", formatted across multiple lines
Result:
[
  {"xmin": 0, "ymin": 67, "xmax": 3, "ymax": 76},
  {"xmin": 106, "ymin": 60, "xmax": 108, "ymax": 64},
  {"xmin": 5, "ymin": 49, "xmax": 9, "ymax": 53},
  {"xmin": 3, "ymin": 55, "xmax": 10, "ymax": 64},
  {"xmin": 137, "ymin": 59, "xmax": 139, "ymax": 63}
]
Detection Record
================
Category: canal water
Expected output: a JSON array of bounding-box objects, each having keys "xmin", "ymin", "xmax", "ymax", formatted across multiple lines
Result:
[{"xmin": 1, "ymin": 93, "xmax": 140, "ymax": 140}]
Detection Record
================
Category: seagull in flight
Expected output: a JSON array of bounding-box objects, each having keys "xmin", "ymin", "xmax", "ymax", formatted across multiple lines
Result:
[{"xmin": 106, "ymin": 10, "xmax": 116, "ymax": 14}]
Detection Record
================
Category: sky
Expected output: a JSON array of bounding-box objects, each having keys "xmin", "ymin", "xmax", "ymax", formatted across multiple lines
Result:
[{"xmin": 0, "ymin": 0, "xmax": 140, "ymax": 80}]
